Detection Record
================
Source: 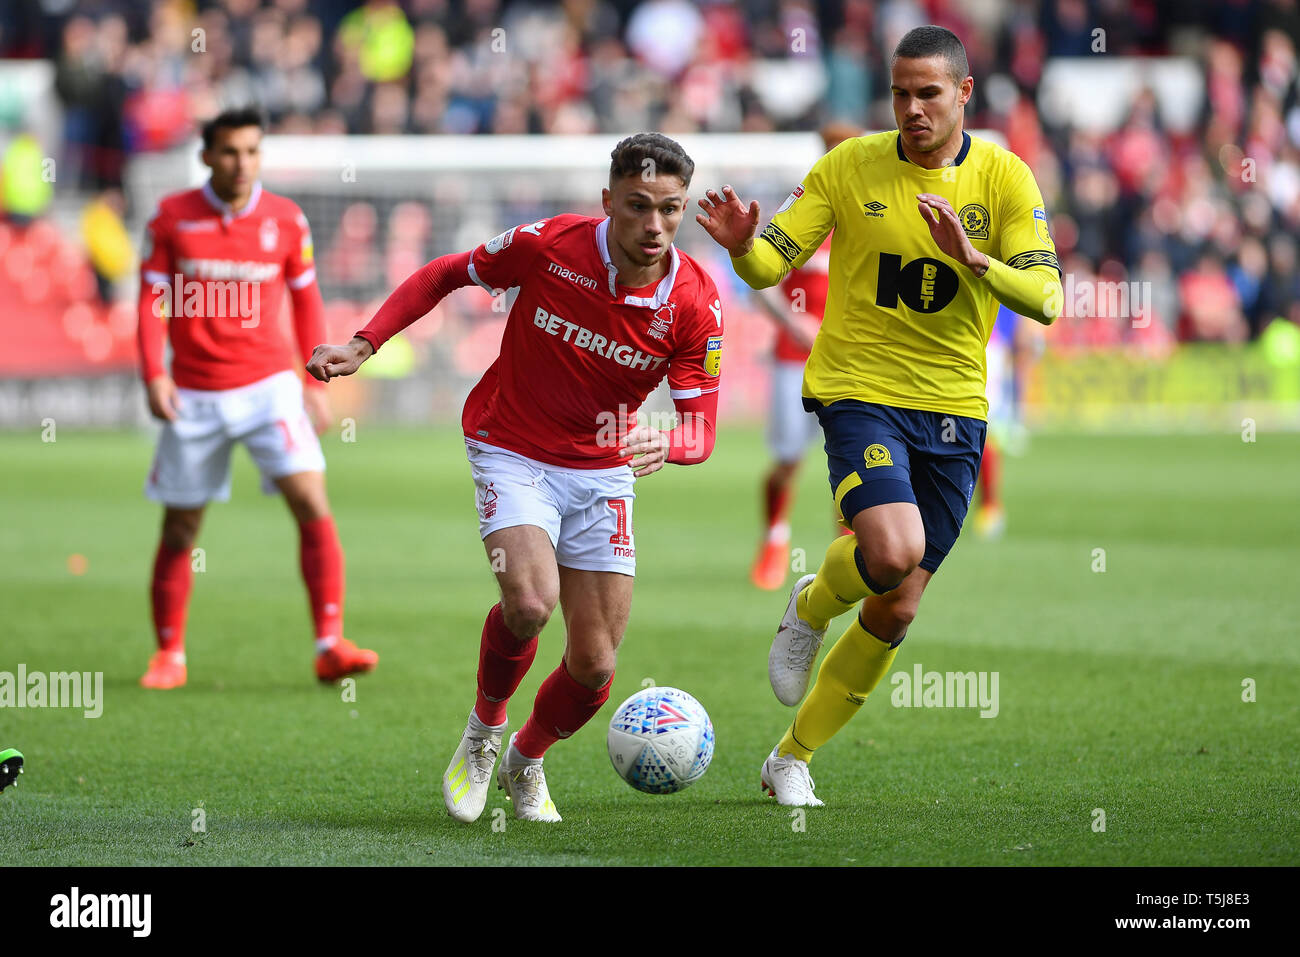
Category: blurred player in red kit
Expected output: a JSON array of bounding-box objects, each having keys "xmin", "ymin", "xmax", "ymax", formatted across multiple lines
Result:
[
  {"xmin": 308, "ymin": 133, "xmax": 723, "ymax": 822},
  {"xmin": 136, "ymin": 107, "xmax": 378, "ymax": 689},
  {"xmin": 750, "ymin": 123, "xmax": 861, "ymax": 590}
]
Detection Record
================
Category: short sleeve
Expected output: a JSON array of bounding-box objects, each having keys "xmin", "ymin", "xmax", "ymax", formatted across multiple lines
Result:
[
  {"xmin": 467, "ymin": 218, "xmax": 552, "ymax": 294},
  {"xmin": 996, "ymin": 157, "xmax": 1060, "ymax": 276},
  {"xmin": 286, "ymin": 207, "xmax": 318, "ymax": 290},
  {"xmin": 757, "ymin": 146, "xmax": 839, "ymax": 272},
  {"xmin": 667, "ymin": 279, "xmax": 724, "ymax": 398}
]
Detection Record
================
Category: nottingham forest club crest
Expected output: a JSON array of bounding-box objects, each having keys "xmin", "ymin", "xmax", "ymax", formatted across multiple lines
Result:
[
  {"xmin": 259, "ymin": 217, "xmax": 279, "ymax": 252},
  {"xmin": 648, "ymin": 301, "xmax": 675, "ymax": 340}
]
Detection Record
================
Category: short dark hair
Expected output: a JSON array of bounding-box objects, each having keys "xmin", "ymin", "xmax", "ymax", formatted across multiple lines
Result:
[
  {"xmin": 201, "ymin": 107, "xmax": 265, "ymax": 150},
  {"xmin": 892, "ymin": 25, "xmax": 970, "ymax": 85},
  {"xmin": 609, "ymin": 133, "xmax": 694, "ymax": 189}
]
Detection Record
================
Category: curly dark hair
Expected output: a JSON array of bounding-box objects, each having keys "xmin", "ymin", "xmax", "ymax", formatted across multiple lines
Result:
[{"xmin": 609, "ymin": 132, "xmax": 695, "ymax": 189}]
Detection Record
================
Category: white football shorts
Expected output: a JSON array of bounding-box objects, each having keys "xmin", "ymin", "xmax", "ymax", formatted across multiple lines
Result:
[
  {"xmin": 766, "ymin": 359, "xmax": 821, "ymax": 463},
  {"xmin": 465, "ymin": 439, "xmax": 637, "ymax": 576},
  {"xmin": 145, "ymin": 369, "xmax": 325, "ymax": 508}
]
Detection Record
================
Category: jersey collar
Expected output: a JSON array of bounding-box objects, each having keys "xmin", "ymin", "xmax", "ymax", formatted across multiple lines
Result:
[
  {"xmin": 896, "ymin": 130, "xmax": 971, "ymax": 167},
  {"xmin": 202, "ymin": 180, "xmax": 263, "ymax": 222},
  {"xmin": 595, "ymin": 216, "xmax": 680, "ymax": 309}
]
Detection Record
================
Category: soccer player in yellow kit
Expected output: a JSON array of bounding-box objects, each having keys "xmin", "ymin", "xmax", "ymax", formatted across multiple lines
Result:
[{"xmin": 697, "ymin": 25, "xmax": 1062, "ymax": 805}]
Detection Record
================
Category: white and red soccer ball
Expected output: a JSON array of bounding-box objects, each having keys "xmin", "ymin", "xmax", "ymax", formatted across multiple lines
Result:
[{"xmin": 607, "ymin": 686, "xmax": 714, "ymax": 794}]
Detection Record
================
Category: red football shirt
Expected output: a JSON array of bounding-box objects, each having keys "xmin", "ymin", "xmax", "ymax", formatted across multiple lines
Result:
[
  {"xmin": 138, "ymin": 181, "xmax": 321, "ymax": 391},
  {"xmin": 461, "ymin": 214, "xmax": 724, "ymax": 468},
  {"xmin": 773, "ymin": 237, "xmax": 830, "ymax": 363}
]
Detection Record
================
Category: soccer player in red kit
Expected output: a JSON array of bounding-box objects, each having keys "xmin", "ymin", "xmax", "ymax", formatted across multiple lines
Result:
[
  {"xmin": 307, "ymin": 133, "xmax": 723, "ymax": 822},
  {"xmin": 137, "ymin": 107, "xmax": 377, "ymax": 689}
]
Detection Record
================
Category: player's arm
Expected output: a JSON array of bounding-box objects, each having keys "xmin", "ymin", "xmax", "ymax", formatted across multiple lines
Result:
[
  {"xmin": 285, "ymin": 211, "xmax": 326, "ymax": 387},
  {"xmin": 916, "ymin": 162, "xmax": 1063, "ymax": 325},
  {"xmin": 621, "ymin": 391, "xmax": 718, "ymax": 477},
  {"xmin": 624, "ymin": 288, "xmax": 724, "ymax": 476},
  {"xmin": 306, "ymin": 251, "xmax": 474, "ymax": 381},
  {"xmin": 137, "ymin": 208, "xmax": 179, "ymax": 421},
  {"xmin": 750, "ymin": 285, "xmax": 816, "ymax": 351},
  {"xmin": 282, "ymin": 210, "xmax": 334, "ymax": 430},
  {"xmin": 308, "ymin": 221, "xmax": 548, "ymax": 383},
  {"xmin": 697, "ymin": 156, "xmax": 836, "ymax": 290}
]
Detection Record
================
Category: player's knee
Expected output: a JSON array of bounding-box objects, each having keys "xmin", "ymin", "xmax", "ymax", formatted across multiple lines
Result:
[
  {"xmin": 285, "ymin": 490, "xmax": 330, "ymax": 524},
  {"xmin": 161, "ymin": 511, "xmax": 201, "ymax": 551},
  {"xmin": 501, "ymin": 593, "xmax": 555, "ymax": 639},
  {"xmin": 859, "ymin": 540, "xmax": 922, "ymax": 589},
  {"xmin": 565, "ymin": 649, "xmax": 616, "ymax": 690}
]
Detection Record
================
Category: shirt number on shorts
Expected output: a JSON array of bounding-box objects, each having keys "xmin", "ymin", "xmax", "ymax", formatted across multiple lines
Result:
[{"xmin": 607, "ymin": 499, "xmax": 632, "ymax": 546}]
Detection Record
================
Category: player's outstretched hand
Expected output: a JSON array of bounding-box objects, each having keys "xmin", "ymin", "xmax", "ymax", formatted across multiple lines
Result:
[
  {"xmin": 696, "ymin": 185, "xmax": 760, "ymax": 257},
  {"xmin": 145, "ymin": 375, "xmax": 181, "ymax": 422},
  {"xmin": 307, "ymin": 337, "xmax": 374, "ymax": 382},
  {"xmin": 620, "ymin": 424, "xmax": 670, "ymax": 478},
  {"xmin": 915, "ymin": 192, "xmax": 984, "ymax": 271}
]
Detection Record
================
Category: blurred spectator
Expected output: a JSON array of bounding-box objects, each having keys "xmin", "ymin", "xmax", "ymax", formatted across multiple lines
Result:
[
  {"xmin": 79, "ymin": 188, "xmax": 134, "ymax": 302},
  {"xmin": 1, "ymin": 131, "xmax": 52, "ymax": 226},
  {"xmin": 337, "ymin": 0, "xmax": 414, "ymax": 83},
  {"xmin": 5, "ymin": 0, "xmax": 1297, "ymax": 348},
  {"xmin": 1179, "ymin": 253, "xmax": 1248, "ymax": 342}
]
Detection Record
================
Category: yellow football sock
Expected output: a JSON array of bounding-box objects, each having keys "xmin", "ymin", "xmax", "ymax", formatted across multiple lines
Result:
[
  {"xmin": 778, "ymin": 614, "xmax": 901, "ymax": 762},
  {"xmin": 797, "ymin": 533, "xmax": 876, "ymax": 631}
]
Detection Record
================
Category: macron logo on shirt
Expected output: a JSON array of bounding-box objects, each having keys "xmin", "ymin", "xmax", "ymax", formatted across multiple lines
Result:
[
  {"xmin": 533, "ymin": 306, "xmax": 666, "ymax": 371},
  {"xmin": 546, "ymin": 260, "xmax": 598, "ymax": 290}
]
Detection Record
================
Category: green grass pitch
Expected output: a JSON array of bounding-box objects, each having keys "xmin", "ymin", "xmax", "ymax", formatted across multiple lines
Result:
[{"xmin": 1, "ymin": 425, "xmax": 1296, "ymax": 865}]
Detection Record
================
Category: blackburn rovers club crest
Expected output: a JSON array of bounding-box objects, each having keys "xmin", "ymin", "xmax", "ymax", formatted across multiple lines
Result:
[
  {"xmin": 959, "ymin": 203, "xmax": 990, "ymax": 240},
  {"xmin": 864, "ymin": 444, "xmax": 893, "ymax": 468},
  {"xmin": 649, "ymin": 301, "xmax": 675, "ymax": 340},
  {"xmin": 480, "ymin": 482, "xmax": 498, "ymax": 520},
  {"xmin": 259, "ymin": 217, "xmax": 279, "ymax": 253}
]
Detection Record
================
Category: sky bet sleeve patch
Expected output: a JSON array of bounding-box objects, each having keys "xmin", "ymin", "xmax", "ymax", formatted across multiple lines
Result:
[{"xmin": 705, "ymin": 335, "xmax": 723, "ymax": 376}]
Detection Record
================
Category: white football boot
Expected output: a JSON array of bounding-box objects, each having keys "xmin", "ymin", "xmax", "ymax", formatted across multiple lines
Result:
[
  {"xmin": 496, "ymin": 733, "xmax": 562, "ymax": 822},
  {"xmin": 761, "ymin": 746, "xmax": 825, "ymax": 807},
  {"xmin": 442, "ymin": 712, "xmax": 505, "ymax": 822},
  {"xmin": 769, "ymin": 573, "xmax": 826, "ymax": 706}
]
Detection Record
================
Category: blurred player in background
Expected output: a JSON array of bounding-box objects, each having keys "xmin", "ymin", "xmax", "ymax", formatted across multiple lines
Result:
[
  {"xmin": 976, "ymin": 303, "xmax": 1042, "ymax": 539},
  {"xmin": 698, "ymin": 26, "xmax": 1061, "ymax": 806},
  {"xmin": 307, "ymin": 133, "xmax": 723, "ymax": 823},
  {"xmin": 749, "ymin": 123, "xmax": 861, "ymax": 592},
  {"xmin": 136, "ymin": 107, "xmax": 378, "ymax": 690},
  {"xmin": 975, "ymin": 304, "xmax": 1013, "ymax": 538}
]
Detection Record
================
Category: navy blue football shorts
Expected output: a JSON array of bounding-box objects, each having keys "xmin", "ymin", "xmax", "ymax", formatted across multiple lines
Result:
[{"xmin": 805, "ymin": 398, "xmax": 987, "ymax": 573}]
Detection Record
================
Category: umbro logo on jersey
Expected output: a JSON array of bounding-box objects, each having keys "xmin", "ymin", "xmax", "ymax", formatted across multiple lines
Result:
[{"xmin": 863, "ymin": 201, "xmax": 887, "ymax": 218}]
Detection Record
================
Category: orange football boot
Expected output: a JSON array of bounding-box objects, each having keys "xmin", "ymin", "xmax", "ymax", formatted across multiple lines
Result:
[
  {"xmin": 315, "ymin": 638, "xmax": 379, "ymax": 683},
  {"xmin": 750, "ymin": 540, "xmax": 790, "ymax": 591},
  {"xmin": 140, "ymin": 650, "xmax": 187, "ymax": 689}
]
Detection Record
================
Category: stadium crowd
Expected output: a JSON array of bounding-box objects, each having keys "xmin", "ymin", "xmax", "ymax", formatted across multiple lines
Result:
[{"xmin": 1, "ymin": 0, "xmax": 1299, "ymax": 347}]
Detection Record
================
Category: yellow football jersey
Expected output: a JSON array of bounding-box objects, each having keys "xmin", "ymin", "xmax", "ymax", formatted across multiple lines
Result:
[{"xmin": 755, "ymin": 130, "xmax": 1058, "ymax": 420}]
